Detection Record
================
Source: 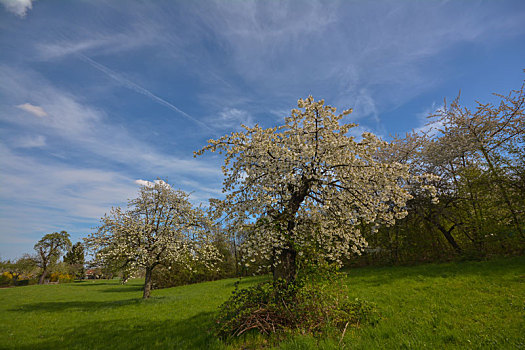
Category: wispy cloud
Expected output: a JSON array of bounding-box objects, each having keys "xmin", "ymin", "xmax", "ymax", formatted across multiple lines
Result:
[
  {"xmin": 18, "ymin": 1, "xmax": 525, "ymax": 133},
  {"xmin": 0, "ymin": 144, "xmax": 135, "ymax": 218},
  {"xmin": 0, "ymin": 65, "xmax": 224, "ymax": 259},
  {"xmin": 78, "ymin": 54, "xmax": 213, "ymax": 131},
  {"xmin": 414, "ymin": 102, "xmax": 445, "ymax": 137},
  {"xmin": 134, "ymin": 179, "xmax": 154, "ymax": 187},
  {"xmin": 0, "ymin": 0, "xmax": 33, "ymax": 17},
  {"xmin": 0, "ymin": 136, "xmax": 221, "ymax": 260},
  {"xmin": 0, "ymin": 66, "xmax": 221, "ymax": 177},
  {"xmin": 209, "ymin": 108, "xmax": 254, "ymax": 131},
  {"xmin": 185, "ymin": 0, "xmax": 525, "ymax": 130},
  {"xmin": 16, "ymin": 103, "xmax": 47, "ymax": 117},
  {"xmin": 0, "ymin": 143, "xmax": 138, "ymax": 251},
  {"xmin": 15, "ymin": 134, "xmax": 46, "ymax": 148},
  {"xmin": 37, "ymin": 34, "xmax": 151, "ymax": 61}
]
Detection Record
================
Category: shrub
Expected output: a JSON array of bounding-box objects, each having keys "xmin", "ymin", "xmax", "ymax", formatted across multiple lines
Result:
[
  {"xmin": 59, "ymin": 273, "xmax": 74, "ymax": 283},
  {"xmin": 215, "ymin": 267, "xmax": 380, "ymax": 340},
  {"xmin": 15, "ymin": 279, "xmax": 30, "ymax": 286},
  {"xmin": 49, "ymin": 272, "xmax": 74, "ymax": 283},
  {"xmin": 151, "ymin": 264, "xmax": 193, "ymax": 289},
  {"xmin": 0, "ymin": 271, "xmax": 13, "ymax": 286},
  {"xmin": 152, "ymin": 259, "xmax": 240, "ymax": 290},
  {"xmin": 0, "ymin": 271, "xmax": 37, "ymax": 287}
]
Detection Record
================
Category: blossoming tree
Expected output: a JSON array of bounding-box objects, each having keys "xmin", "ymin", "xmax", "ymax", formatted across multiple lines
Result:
[
  {"xmin": 86, "ymin": 180, "xmax": 218, "ymax": 298},
  {"xmin": 430, "ymin": 82, "xmax": 525, "ymax": 239},
  {"xmin": 196, "ymin": 97, "xmax": 419, "ymax": 283}
]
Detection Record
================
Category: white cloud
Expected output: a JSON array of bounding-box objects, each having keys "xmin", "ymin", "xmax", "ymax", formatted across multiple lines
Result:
[
  {"xmin": 21, "ymin": 1, "xmax": 525, "ymax": 135},
  {"xmin": 16, "ymin": 103, "xmax": 47, "ymax": 117},
  {"xmin": 347, "ymin": 89, "xmax": 380, "ymax": 123},
  {"xmin": 134, "ymin": 179, "xmax": 170, "ymax": 189},
  {"xmin": 135, "ymin": 179, "xmax": 154, "ymax": 187},
  {"xmin": 212, "ymin": 108, "xmax": 254, "ymax": 130},
  {"xmin": 34, "ymin": 7, "xmax": 165, "ymax": 61},
  {"xmin": 269, "ymin": 108, "xmax": 291, "ymax": 120},
  {"xmin": 0, "ymin": 0, "xmax": 33, "ymax": 17}
]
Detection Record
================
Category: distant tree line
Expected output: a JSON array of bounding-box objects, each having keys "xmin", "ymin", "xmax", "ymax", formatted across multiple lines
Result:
[{"xmin": 0, "ymin": 231, "xmax": 85, "ymax": 286}]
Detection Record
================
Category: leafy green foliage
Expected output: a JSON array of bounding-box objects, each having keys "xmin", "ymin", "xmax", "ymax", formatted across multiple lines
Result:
[
  {"xmin": 0, "ymin": 255, "xmax": 39, "ymax": 286},
  {"xmin": 356, "ymin": 78, "xmax": 525, "ymax": 265},
  {"xmin": 64, "ymin": 242, "xmax": 85, "ymax": 279},
  {"xmin": 34, "ymin": 231, "xmax": 72, "ymax": 284},
  {"xmin": 0, "ymin": 271, "xmax": 13, "ymax": 286},
  {"xmin": 48, "ymin": 271, "xmax": 74, "ymax": 283},
  {"xmin": 151, "ymin": 229, "xmax": 238, "ymax": 290},
  {"xmin": 34, "ymin": 231, "xmax": 72, "ymax": 266},
  {"xmin": 215, "ymin": 267, "xmax": 380, "ymax": 339}
]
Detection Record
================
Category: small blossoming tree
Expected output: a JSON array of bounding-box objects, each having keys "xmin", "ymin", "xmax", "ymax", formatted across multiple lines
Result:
[
  {"xmin": 197, "ymin": 97, "xmax": 424, "ymax": 283},
  {"xmin": 85, "ymin": 180, "xmax": 219, "ymax": 298}
]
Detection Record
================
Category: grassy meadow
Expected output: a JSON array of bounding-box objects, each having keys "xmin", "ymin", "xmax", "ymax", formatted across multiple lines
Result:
[{"xmin": 0, "ymin": 257, "xmax": 524, "ymax": 349}]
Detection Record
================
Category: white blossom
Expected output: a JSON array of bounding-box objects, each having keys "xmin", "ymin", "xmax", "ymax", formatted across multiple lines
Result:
[
  {"xmin": 85, "ymin": 180, "xmax": 220, "ymax": 298},
  {"xmin": 196, "ymin": 97, "xmax": 420, "ymax": 269}
]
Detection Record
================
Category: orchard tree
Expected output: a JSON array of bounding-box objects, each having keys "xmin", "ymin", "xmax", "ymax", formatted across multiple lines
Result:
[
  {"xmin": 430, "ymin": 81, "xmax": 525, "ymax": 239},
  {"xmin": 34, "ymin": 231, "xmax": 72, "ymax": 284},
  {"xmin": 85, "ymin": 180, "xmax": 219, "ymax": 299},
  {"xmin": 386, "ymin": 132, "xmax": 463, "ymax": 255},
  {"xmin": 197, "ymin": 97, "xmax": 433, "ymax": 283},
  {"xmin": 377, "ymin": 77, "xmax": 525, "ymax": 260}
]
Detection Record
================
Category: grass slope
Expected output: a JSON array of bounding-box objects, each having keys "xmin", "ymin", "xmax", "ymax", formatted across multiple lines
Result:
[{"xmin": 0, "ymin": 257, "xmax": 524, "ymax": 349}]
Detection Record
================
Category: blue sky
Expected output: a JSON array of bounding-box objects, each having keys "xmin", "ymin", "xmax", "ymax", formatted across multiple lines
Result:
[{"xmin": 0, "ymin": 0, "xmax": 524, "ymax": 260}]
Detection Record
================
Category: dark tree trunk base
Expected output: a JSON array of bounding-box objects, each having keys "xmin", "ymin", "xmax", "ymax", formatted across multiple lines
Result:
[
  {"xmin": 273, "ymin": 248, "xmax": 297, "ymax": 284},
  {"xmin": 38, "ymin": 270, "xmax": 48, "ymax": 285},
  {"xmin": 143, "ymin": 267, "xmax": 153, "ymax": 299}
]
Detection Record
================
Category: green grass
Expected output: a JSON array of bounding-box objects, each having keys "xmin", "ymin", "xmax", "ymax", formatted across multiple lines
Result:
[{"xmin": 1, "ymin": 257, "xmax": 524, "ymax": 349}]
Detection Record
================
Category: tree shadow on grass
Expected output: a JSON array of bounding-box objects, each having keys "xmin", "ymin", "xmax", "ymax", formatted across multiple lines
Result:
[
  {"xmin": 16, "ymin": 312, "xmax": 224, "ymax": 350},
  {"xmin": 100, "ymin": 285, "xmax": 144, "ymax": 293},
  {"xmin": 343, "ymin": 256, "xmax": 525, "ymax": 286},
  {"xmin": 71, "ymin": 281, "xmax": 117, "ymax": 287},
  {"xmin": 8, "ymin": 298, "xmax": 166, "ymax": 313},
  {"xmin": 221, "ymin": 274, "xmax": 270, "ymax": 288}
]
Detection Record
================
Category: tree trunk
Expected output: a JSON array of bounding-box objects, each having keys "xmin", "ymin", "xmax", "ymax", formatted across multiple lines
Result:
[
  {"xmin": 233, "ymin": 238, "xmax": 239, "ymax": 277},
  {"xmin": 423, "ymin": 215, "xmax": 462, "ymax": 255},
  {"xmin": 143, "ymin": 266, "xmax": 153, "ymax": 299},
  {"xmin": 436, "ymin": 223, "xmax": 462, "ymax": 255},
  {"xmin": 415, "ymin": 203, "xmax": 463, "ymax": 256},
  {"xmin": 272, "ymin": 179, "xmax": 309, "ymax": 285},
  {"xmin": 273, "ymin": 246, "xmax": 297, "ymax": 284},
  {"xmin": 39, "ymin": 268, "xmax": 48, "ymax": 285}
]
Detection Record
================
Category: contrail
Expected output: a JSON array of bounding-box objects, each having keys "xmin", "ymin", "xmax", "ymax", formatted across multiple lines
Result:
[{"xmin": 78, "ymin": 54, "xmax": 213, "ymax": 131}]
